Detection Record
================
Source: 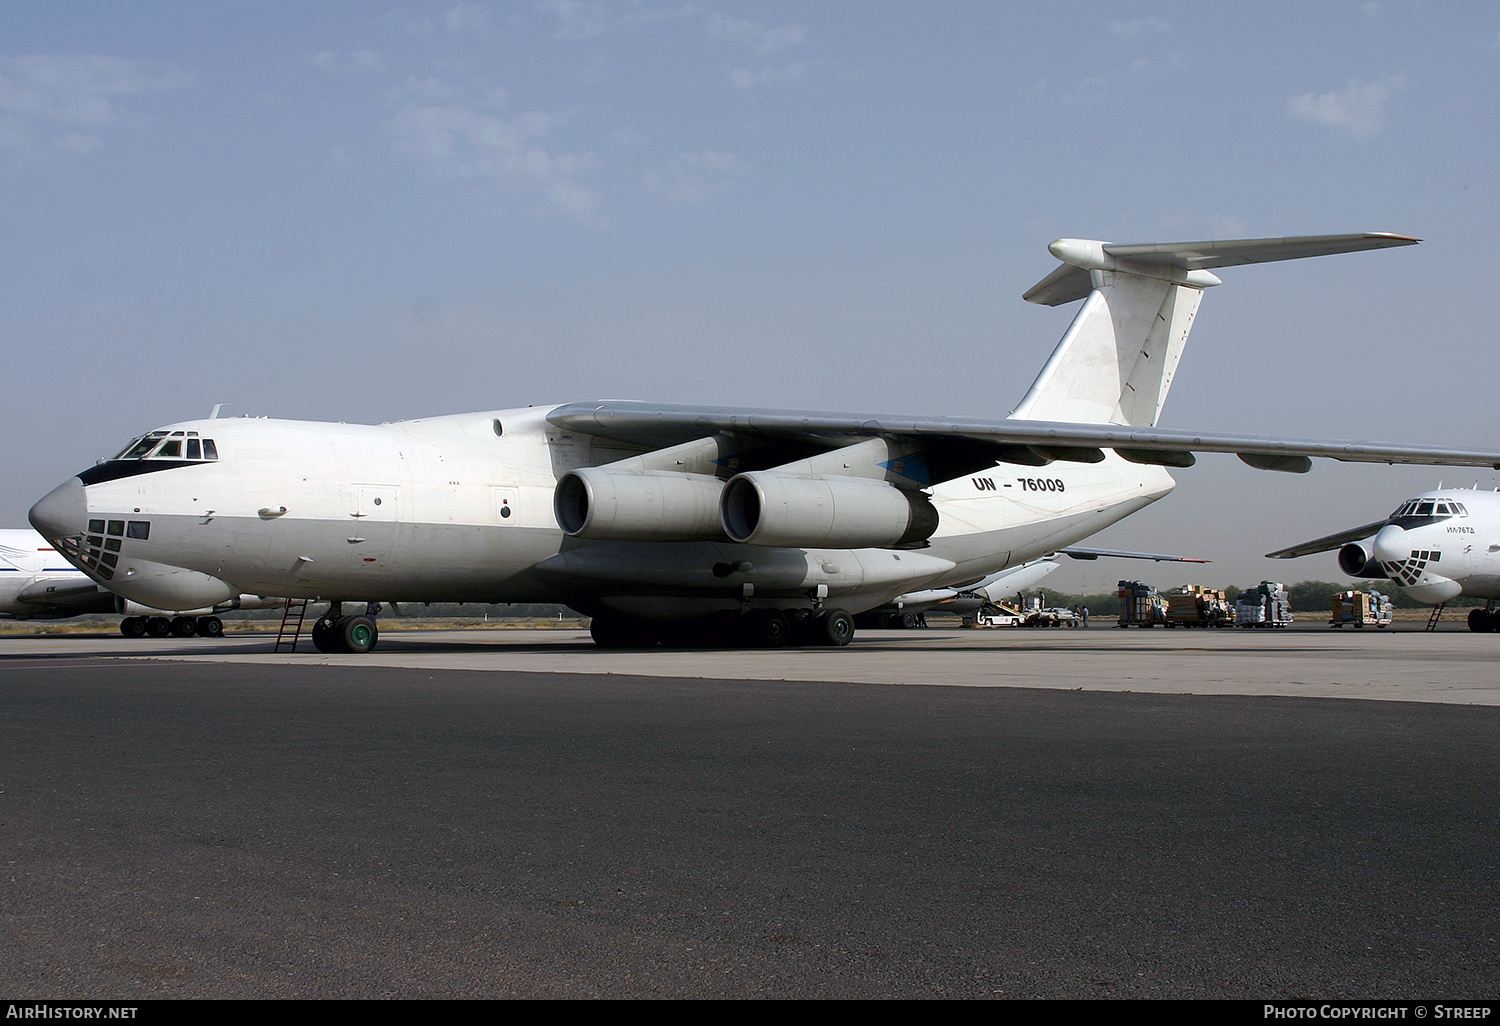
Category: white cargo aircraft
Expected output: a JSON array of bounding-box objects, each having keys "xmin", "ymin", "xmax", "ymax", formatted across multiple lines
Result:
[
  {"xmin": 1268, "ymin": 488, "xmax": 1500, "ymax": 631},
  {"xmin": 0, "ymin": 527, "xmax": 279, "ymax": 636},
  {"xmin": 31, "ymin": 232, "xmax": 1500, "ymax": 653}
]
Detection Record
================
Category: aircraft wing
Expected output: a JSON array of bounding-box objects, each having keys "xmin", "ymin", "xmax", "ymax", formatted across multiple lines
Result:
[
  {"xmin": 1057, "ymin": 546, "xmax": 1210, "ymax": 563},
  {"xmin": 548, "ymin": 402, "xmax": 1500, "ymax": 479},
  {"xmin": 1265, "ymin": 521, "xmax": 1390, "ymax": 560}
]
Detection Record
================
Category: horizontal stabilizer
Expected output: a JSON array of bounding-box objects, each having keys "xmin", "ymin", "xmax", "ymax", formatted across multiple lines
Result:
[
  {"xmin": 1265, "ymin": 521, "xmax": 1389, "ymax": 560},
  {"xmin": 1024, "ymin": 232, "xmax": 1420, "ymax": 306}
]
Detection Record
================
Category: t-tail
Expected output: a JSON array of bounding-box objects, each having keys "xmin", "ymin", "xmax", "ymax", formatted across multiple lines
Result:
[{"xmin": 1009, "ymin": 233, "xmax": 1420, "ymax": 428}]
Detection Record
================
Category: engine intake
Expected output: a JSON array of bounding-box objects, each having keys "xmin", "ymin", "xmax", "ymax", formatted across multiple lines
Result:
[
  {"xmin": 1338, "ymin": 541, "xmax": 1388, "ymax": 579},
  {"xmin": 554, "ymin": 468, "xmax": 724, "ymax": 541},
  {"xmin": 720, "ymin": 472, "xmax": 938, "ymax": 548}
]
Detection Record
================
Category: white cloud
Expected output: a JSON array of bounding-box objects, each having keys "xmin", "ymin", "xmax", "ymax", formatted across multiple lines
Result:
[
  {"xmin": 645, "ymin": 149, "xmax": 748, "ymax": 204},
  {"xmin": 307, "ymin": 50, "xmax": 385, "ymax": 74},
  {"xmin": 446, "ymin": 2, "xmax": 490, "ymax": 33},
  {"xmin": 541, "ymin": 0, "xmax": 611, "ymax": 39},
  {"xmin": 729, "ymin": 62, "xmax": 808, "ymax": 90},
  {"xmin": 708, "ymin": 13, "xmax": 806, "ymax": 56},
  {"xmin": 1061, "ymin": 76, "xmax": 1111, "ymax": 105},
  {"xmin": 1110, "ymin": 16, "xmax": 1169, "ymax": 36},
  {"xmin": 0, "ymin": 54, "xmax": 194, "ymax": 161},
  {"xmin": 384, "ymin": 101, "xmax": 603, "ymax": 222},
  {"xmin": 1287, "ymin": 74, "xmax": 1404, "ymax": 138}
]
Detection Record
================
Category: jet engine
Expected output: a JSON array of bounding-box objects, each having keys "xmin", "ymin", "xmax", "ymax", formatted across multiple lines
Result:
[
  {"xmin": 720, "ymin": 472, "xmax": 938, "ymax": 548},
  {"xmin": 554, "ymin": 467, "xmax": 724, "ymax": 541},
  {"xmin": 1338, "ymin": 541, "xmax": 1388, "ymax": 579}
]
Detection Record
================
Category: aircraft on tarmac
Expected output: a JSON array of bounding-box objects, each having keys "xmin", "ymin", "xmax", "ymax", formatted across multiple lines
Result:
[
  {"xmin": 0, "ymin": 527, "xmax": 277, "ymax": 637},
  {"xmin": 865, "ymin": 544, "xmax": 1209, "ymax": 627},
  {"xmin": 30, "ymin": 231, "xmax": 1500, "ymax": 654},
  {"xmin": 1267, "ymin": 487, "xmax": 1500, "ymax": 632}
]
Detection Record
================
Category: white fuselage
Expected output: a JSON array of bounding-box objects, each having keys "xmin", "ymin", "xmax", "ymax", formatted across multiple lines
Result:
[
  {"xmin": 29, "ymin": 405, "xmax": 1176, "ymax": 619},
  {"xmin": 1367, "ymin": 488, "xmax": 1500, "ymax": 604}
]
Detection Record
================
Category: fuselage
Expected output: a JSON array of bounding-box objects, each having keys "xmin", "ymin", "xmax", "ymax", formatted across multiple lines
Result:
[
  {"xmin": 1366, "ymin": 488, "xmax": 1500, "ymax": 604},
  {"xmin": 29, "ymin": 405, "xmax": 1176, "ymax": 619}
]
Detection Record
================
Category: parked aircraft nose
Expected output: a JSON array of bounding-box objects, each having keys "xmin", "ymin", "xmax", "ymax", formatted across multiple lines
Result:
[
  {"xmin": 29, "ymin": 477, "xmax": 86, "ymax": 542},
  {"xmin": 1371, "ymin": 523, "xmax": 1409, "ymax": 565}
]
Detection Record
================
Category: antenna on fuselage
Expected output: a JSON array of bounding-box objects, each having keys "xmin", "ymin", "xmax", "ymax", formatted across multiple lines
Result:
[{"xmin": 209, "ymin": 403, "xmax": 228, "ymax": 419}]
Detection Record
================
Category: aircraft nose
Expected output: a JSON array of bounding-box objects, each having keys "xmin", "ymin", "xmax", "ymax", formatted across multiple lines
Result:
[
  {"xmin": 1371, "ymin": 523, "xmax": 1408, "ymax": 565},
  {"xmin": 29, "ymin": 477, "xmax": 87, "ymax": 542}
]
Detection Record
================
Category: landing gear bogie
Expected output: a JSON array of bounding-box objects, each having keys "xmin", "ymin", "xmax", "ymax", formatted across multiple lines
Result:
[{"xmin": 311, "ymin": 613, "xmax": 380, "ymax": 653}]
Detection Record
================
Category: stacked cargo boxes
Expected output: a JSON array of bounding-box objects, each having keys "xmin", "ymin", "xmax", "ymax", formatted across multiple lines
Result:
[
  {"xmin": 1235, "ymin": 581, "xmax": 1294, "ymax": 628},
  {"xmin": 1162, "ymin": 584, "xmax": 1236, "ymax": 627},
  {"xmin": 1117, "ymin": 580, "xmax": 1166, "ymax": 628},
  {"xmin": 1330, "ymin": 590, "xmax": 1393, "ymax": 628}
]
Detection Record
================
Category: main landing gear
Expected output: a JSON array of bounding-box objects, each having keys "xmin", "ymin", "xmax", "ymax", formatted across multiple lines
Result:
[
  {"xmin": 589, "ymin": 607, "xmax": 856, "ymax": 650},
  {"xmin": 310, "ymin": 606, "xmax": 379, "ymax": 654},
  {"xmin": 119, "ymin": 615, "xmax": 224, "ymax": 639},
  {"xmin": 1468, "ymin": 603, "xmax": 1500, "ymax": 633}
]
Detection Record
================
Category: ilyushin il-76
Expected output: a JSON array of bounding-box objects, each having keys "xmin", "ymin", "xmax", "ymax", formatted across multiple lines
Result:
[{"xmin": 32, "ymin": 232, "xmax": 1500, "ymax": 652}]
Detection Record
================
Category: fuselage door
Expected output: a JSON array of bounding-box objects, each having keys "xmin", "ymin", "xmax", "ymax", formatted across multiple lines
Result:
[{"xmin": 349, "ymin": 484, "xmax": 401, "ymax": 568}]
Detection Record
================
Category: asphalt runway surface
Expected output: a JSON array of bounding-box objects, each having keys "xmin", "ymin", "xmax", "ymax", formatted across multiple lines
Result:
[{"xmin": 2, "ymin": 627, "xmax": 1499, "ymax": 998}]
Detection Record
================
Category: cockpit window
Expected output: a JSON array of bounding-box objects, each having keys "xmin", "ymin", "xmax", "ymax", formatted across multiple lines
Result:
[
  {"xmin": 109, "ymin": 432, "xmax": 219, "ymax": 462},
  {"xmin": 1391, "ymin": 498, "xmax": 1466, "ymax": 522}
]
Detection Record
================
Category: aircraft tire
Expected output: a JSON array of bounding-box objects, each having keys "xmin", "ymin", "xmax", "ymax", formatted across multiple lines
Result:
[
  {"xmin": 815, "ymin": 608, "xmax": 855, "ymax": 647},
  {"xmin": 1469, "ymin": 609, "xmax": 1497, "ymax": 633},
  {"xmin": 120, "ymin": 617, "xmax": 147, "ymax": 638},
  {"xmin": 899, "ymin": 611, "xmax": 917, "ymax": 629},
  {"xmin": 196, "ymin": 616, "xmax": 224, "ymax": 638},
  {"xmin": 747, "ymin": 608, "xmax": 792, "ymax": 648},
  {"xmin": 146, "ymin": 617, "xmax": 171, "ymax": 638},
  {"xmin": 169, "ymin": 616, "xmax": 197, "ymax": 638},
  {"xmin": 338, "ymin": 615, "xmax": 378, "ymax": 653},
  {"xmin": 311, "ymin": 617, "xmax": 343, "ymax": 653}
]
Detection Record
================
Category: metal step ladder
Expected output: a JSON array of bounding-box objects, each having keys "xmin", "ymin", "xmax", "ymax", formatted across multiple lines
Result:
[
  {"xmin": 275, "ymin": 598, "xmax": 310, "ymax": 652},
  {"xmin": 1425, "ymin": 603, "xmax": 1446, "ymax": 632}
]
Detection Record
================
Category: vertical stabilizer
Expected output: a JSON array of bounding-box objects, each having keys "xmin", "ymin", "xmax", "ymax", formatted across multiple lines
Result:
[{"xmin": 1008, "ymin": 233, "xmax": 1419, "ymax": 427}]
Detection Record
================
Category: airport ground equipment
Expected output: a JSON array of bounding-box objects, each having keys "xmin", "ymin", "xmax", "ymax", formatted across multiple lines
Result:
[
  {"xmin": 1162, "ymin": 585, "xmax": 1236, "ymax": 628},
  {"xmin": 1236, "ymin": 582, "xmax": 1293, "ymax": 628},
  {"xmin": 968, "ymin": 603, "xmax": 1026, "ymax": 628},
  {"xmin": 1330, "ymin": 590, "xmax": 1392, "ymax": 628},
  {"xmin": 1117, "ymin": 580, "xmax": 1167, "ymax": 628}
]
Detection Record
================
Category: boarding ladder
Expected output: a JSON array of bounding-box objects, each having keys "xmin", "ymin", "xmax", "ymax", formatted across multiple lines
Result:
[
  {"xmin": 1425, "ymin": 603, "xmax": 1446, "ymax": 633},
  {"xmin": 275, "ymin": 598, "xmax": 310, "ymax": 652}
]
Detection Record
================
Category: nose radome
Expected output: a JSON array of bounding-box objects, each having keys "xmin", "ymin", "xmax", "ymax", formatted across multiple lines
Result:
[
  {"xmin": 29, "ymin": 477, "xmax": 87, "ymax": 542},
  {"xmin": 1371, "ymin": 523, "xmax": 1408, "ymax": 565}
]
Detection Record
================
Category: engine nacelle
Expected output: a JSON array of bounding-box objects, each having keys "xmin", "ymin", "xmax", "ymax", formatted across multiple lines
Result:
[
  {"xmin": 554, "ymin": 467, "xmax": 725, "ymax": 541},
  {"xmin": 720, "ymin": 472, "xmax": 938, "ymax": 548},
  {"xmin": 1338, "ymin": 541, "xmax": 1388, "ymax": 579}
]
